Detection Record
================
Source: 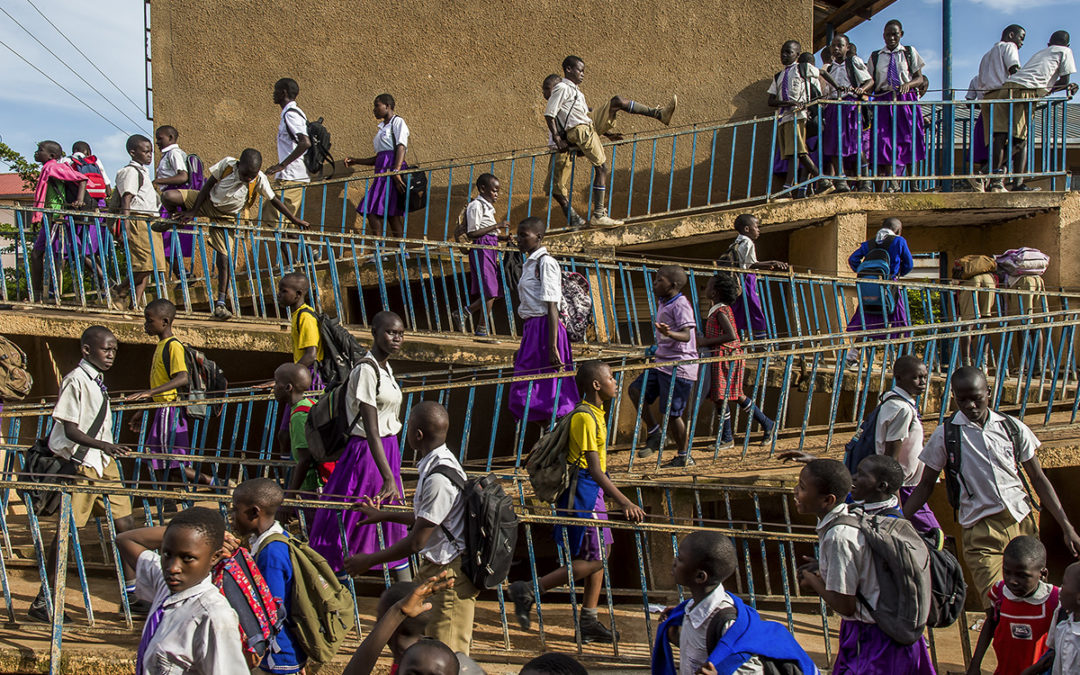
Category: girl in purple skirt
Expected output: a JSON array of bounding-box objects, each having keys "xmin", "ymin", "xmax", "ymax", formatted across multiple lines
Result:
[
  {"xmin": 508, "ymin": 217, "xmax": 579, "ymax": 424},
  {"xmin": 867, "ymin": 20, "xmax": 928, "ymax": 191},
  {"xmin": 458, "ymin": 173, "xmax": 511, "ymax": 338},
  {"xmin": 344, "ymin": 94, "xmax": 411, "ymax": 239},
  {"xmin": 822, "ymin": 34, "xmax": 874, "ymax": 192},
  {"xmin": 309, "ymin": 311, "xmax": 410, "ymax": 578},
  {"xmin": 725, "ymin": 213, "xmax": 788, "ymax": 341}
]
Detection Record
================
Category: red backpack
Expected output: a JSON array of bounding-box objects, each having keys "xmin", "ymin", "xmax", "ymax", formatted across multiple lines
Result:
[
  {"xmin": 70, "ymin": 156, "xmax": 109, "ymax": 201},
  {"xmin": 212, "ymin": 547, "xmax": 284, "ymax": 659}
]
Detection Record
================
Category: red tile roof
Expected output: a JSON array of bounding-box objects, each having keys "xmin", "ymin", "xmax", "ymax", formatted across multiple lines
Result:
[{"xmin": 0, "ymin": 173, "xmax": 34, "ymax": 198}]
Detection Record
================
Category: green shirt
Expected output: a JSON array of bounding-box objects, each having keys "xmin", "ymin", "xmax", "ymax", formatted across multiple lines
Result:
[{"xmin": 289, "ymin": 396, "xmax": 321, "ymax": 492}]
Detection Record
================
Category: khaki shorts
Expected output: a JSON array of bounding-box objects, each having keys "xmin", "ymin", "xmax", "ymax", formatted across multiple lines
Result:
[
  {"xmin": 591, "ymin": 97, "xmax": 617, "ymax": 136},
  {"xmin": 546, "ymin": 152, "xmax": 573, "ymax": 198},
  {"xmin": 983, "ymin": 84, "xmax": 1041, "ymax": 141},
  {"xmin": 70, "ymin": 460, "xmax": 132, "ymax": 528},
  {"xmin": 417, "ymin": 556, "xmax": 480, "ymax": 655},
  {"xmin": 957, "ymin": 274, "xmax": 996, "ymax": 320},
  {"xmin": 961, "ymin": 508, "xmax": 1038, "ymax": 608},
  {"xmin": 1009, "ymin": 274, "xmax": 1046, "ymax": 315},
  {"xmin": 778, "ymin": 119, "xmax": 808, "ymax": 158},
  {"xmin": 565, "ymin": 123, "xmax": 606, "ymax": 167},
  {"xmin": 179, "ymin": 190, "xmax": 235, "ymax": 256},
  {"xmin": 273, "ymin": 180, "xmax": 306, "ymax": 219},
  {"xmin": 124, "ymin": 217, "xmax": 167, "ymax": 273}
]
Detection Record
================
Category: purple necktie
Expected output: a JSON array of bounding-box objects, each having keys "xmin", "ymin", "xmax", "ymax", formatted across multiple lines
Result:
[
  {"xmin": 135, "ymin": 602, "xmax": 166, "ymax": 674},
  {"xmin": 781, "ymin": 66, "xmax": 792, "ymax": 101},
  {"xmin": 887, "ymin": 52, "xmax": 902, "ymax": 89}
]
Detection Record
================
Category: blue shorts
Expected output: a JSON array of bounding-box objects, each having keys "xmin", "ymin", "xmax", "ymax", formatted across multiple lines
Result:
[{"xmin": 631, "ymin": 370, "xmax": 693, "ymax": 417}]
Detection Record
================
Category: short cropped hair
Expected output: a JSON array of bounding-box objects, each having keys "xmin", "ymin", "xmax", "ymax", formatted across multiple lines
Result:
[
  {"xmin": 884, "ymin": 19, "xmax": 903, "ymax": 32},
  {"xmin": 275, "ymin": 77, "xmax": 299, "ymax": 98},
  {"xmin": 1050, "ymin": 31, "xmax": 1071, "ymax": 47},
  {"xmin": 81, "ymin": 325, "xmax": 114, "ymax": 347},
  {"xmin": 371, "ymin": 310, "xmax": 403, "ymax": 334},
  {"xmin": 543, "ymin": 73, "xmax": 562, "ymax": 88},
  {"xmin": 682, "ymin": 530, "xmax": 737, "ymax": 582},
  {"xmin": 1001, "ymin": 24, "xmax": 1025, "ymax": 41},
  {"xmin": 155, "ymin": 125, "xmax": 178, "ymax": 139},
  {"xmin": 521, "ymin": 653, "xmax": 589, "ymax": 675},
  {"xmin": 518, "ymin": 216, "xmax": 547, "ymax": 237},
  {"xmin": 575, "ymin": 359, "xmax": 610, "ymax": 392},
  {"xmin": 1004, "ymin": 535, "xmax": 1047, "ymax": 568},
  {"xmin": 167, "ymin": 506, "xmax": 226, "ymax": 550},
  {"xmin": 562, "ymin": 55, "xmax": 584, "ymax": 72},
  {"xmin": 72, "ymin": 141, "xmax": 91, "ymax": 155},
  {"xmin": 657, "ymin": 265, "xmax": 688, "ymax": 290},
  {"xmin": 233, "ymin": 478, "xmax": 284, "ymax": 512},
  {"xmin": 710, "ymin": 271, "xmax": 741, "ymax": 305},
  {"xmin": 145, "ymin": 297, "xmax": 177, "ymax": 320},
  {"xmin": 733, "ymin": 213, "xmax": 757, "ymax": 233},
  {"xmin": 400, "ymin": 639, "xmax": 458, "ymax": 675},
  {"xmin": 804, "ymin": 459, "xmax": 852, "ymax": 500},
  {"xmin": 126, "ymin": 134, "xmax": 152, "ymax": 154},
  {"xmin": 476, "ymin": 173, "xmax": 498, "ymax": 191},
  {"xmin": 280, "ymin": 271, "xmax": 310, "ymax": 294},
  {"xmin": 857, "ymin": 454, "xmax": 904, "ymax": 494},
  {"xmin": 375, "ymin": 93, "xmax": 396, "ymax": 109},
  {"xmin": 239, "ymin": 148, "xmax": 262, "ymax": 167},
  {"xmin": 892, "ymin": 355, "xmax": 925, "ymax": 378},
  {"xmin": 38, "ymin": 140, "xmax": 63, "ymax": 158},
  {"xmin": 952, "ymin": 365, "xmax": 988, "ymax": 390}
]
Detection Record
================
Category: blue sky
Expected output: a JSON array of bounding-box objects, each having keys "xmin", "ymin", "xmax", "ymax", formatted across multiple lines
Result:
[{"xmin": 0, "ymin": 0, "xmax": 1074, "ymax": 177}]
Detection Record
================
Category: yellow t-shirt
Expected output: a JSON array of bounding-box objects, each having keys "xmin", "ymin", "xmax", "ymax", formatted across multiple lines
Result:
[
  {"xmin": 291, "ymin": 304, "xmax": 324, "ymax": 363},
  {"xmin": 151, "ymin": 338, "xmax": 188, "ymax": 403},
  {"xmin": 566, "ymin": 401, "xmax": 607, "ymax": 472}
]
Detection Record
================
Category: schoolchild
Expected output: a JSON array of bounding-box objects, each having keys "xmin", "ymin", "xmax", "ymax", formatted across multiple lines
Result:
[
  {"xmin": 509, "ymin": 360, "xmax": 647, "ymax": 643},
  {"xmin": 266, "ymin": 78, "xmax": 311, "ymax": 215},
  {"xmin": 723, "ymin": 213, "xmax": 789, "ymax": 340},
  {"xmin": 1043, "ymin": 562, "xmax": 1080, "ymax": 675},
  {"xmin": 457, "ymin": 173, "xmax": 511, "ymax": 337},
  {"xmin": 116, "ymin": 507, "xmax": 249, "ymax": 674},
  {"xmin": 113, "ymin": 134, "xmax": 167, "ymax": 308},
  {"xmin": 508, "ymin": 217, "xmax": 579, "ymax": 423},
  {"xmin": 28, "ymin": 140, "xmax": 89, "ymax": 301},
  {"xmin": 344, "ymin": 93, "xmax": 412, "ymax": 239},
  {"xmin": 767, "ymin": 40, "xmax": 831, "ymax": 197},
  {"xmin": 277, "ymin": 271, "xmax": 324, "ymax": 388},
  {"xmin": 968, "ymin": 25, "xmax": 1026, "ymax": 191},
  {"xmin": 867, "ymin": 20, "xmax": 928, "ymax": 190},
  {"xmin": 629, "ymin": 265, "xmax": 699, "ymax": 466},
  {"xmin": 154, "ymin": 125, "xmax": 195, "ymax": 271},
  {"xmin": 274, "ymin": 363, "xmax": 332, "ymax": 501},
  {"xmin": 822, "ymin": 34, "xmax": 874, "ymax": 192}
]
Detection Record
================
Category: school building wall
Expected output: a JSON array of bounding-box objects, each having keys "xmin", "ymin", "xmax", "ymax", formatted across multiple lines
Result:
[{"xmin": 150, "ymin": 0, "xmax": 813, "ymax": 231}]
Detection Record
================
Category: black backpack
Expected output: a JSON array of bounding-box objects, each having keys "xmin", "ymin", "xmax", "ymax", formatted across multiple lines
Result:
[
  {"xmin": 295, "ymin": 307, "xmax": 365, "ymax": 389},
  {"xmin": 303, "ymin": 358, "xmax": 380, "ymax": 464},
  {"xmin": 431, "ymin": 466, "xmax": 519, "ymax": 590},
  {"xmin": 920, "ymin": 531, "xmax": 966, "ymax": 628},
  {"xmin": 161, "ymin": 337, "xmax": 228, "ymax": 421},
  {"xmin": 942, "ymin": 412, "xmax": 1038, "ymax": 513},
  {"xmin": 285, "ymin": 109, "xmax": 335, "ymax": 178},
  {"xmin": 843, "ymin": 392, "xmax": 916, "ymax": 474}
]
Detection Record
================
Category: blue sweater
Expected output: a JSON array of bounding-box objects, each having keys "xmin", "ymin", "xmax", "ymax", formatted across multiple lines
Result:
[
  {"xmin": 256, "ymin": 535, "xmax": 306, "ymax": 673},
  {"xmin": 651, "ymin": 594, "xmax": 818, "ymax": 675},
  {"xmin": 848, "ymin": 235, "xmax": 914, "ymax": 279}
]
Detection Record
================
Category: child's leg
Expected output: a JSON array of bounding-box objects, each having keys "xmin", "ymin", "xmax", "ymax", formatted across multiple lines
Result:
[
  {"xmin": 132, "ymin": 271, "xmax": 149, "ymax": 308},
  {"xmin": 738, "ymin": 395, "xmax": 775, "ymax": 438},
  {"xmin": 628, "ymin": 383, "xmax": 659, "ymax": 432},
  {"xmin": 581, "ymin": 564, "xmax": 604, "ymax": 610},
  {"xmin": 30, "ymin": 248, "xmax": 45, "ymax": 300},
  {"xmin": 367, "ymin": 213, "xmax": 385, "ymax": 237},
  {"xmin": 388, "ymin": 215, "xmax": 405, "ymax": 239},
  {"xmin": 215, "ymin": 251, "xmax": 230, "ymax": 304},
  {"xmin": 668, "ymin": 416, "xmax": 688, "ymax": 456},
  {"xmin": 537, "ymin": 559, "xmax": 603, "ymax": 592}
]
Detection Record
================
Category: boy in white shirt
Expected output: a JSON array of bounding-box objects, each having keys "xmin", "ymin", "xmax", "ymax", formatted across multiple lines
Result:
[
  {"xmin": 1043, "ymin": 562, "xmax": 1080, "ymax": 675},
  {"xmin": 767, "ymin": 40, "xmax": 830, "ymax": 198},
  {"xmin": 342, "ymin": 401, "xmax": 481, "ymax": 655},
  {"xmin": 153, "ymin": 126, "xmax": 190, "ymax": 192},
  {"xmin": 985, "ymin": 30, "xmax": 1078, "ymax": 192},
  {"xmin": 903, "ymin": 366, "xmax": 1080, "ymax": 605},
  {"xmin": 266, "ymin": 78, "xmax": 311, "ymax": 218},
  {"xmin": 114, "ymin": 134, "xmax": 166, "ymax": 308},
  {"xmin": 117, "ymin": 507, "xmax": 249, "ymax": 674},
  {"xmin": 162, "ymin": 149, "xmax": 308, "ymax": 319}
]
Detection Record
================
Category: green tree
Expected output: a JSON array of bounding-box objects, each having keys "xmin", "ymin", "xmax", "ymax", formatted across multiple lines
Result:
[{"xmin": 0, "ymin": 141, "xmax": 39, "ymax": 189}]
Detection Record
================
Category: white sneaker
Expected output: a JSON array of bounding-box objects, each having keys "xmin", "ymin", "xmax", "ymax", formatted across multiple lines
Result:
[
  {"xmin": 660, "ymin": 94, "xmax": 678, "ymax": 126},
  {"xmin": 590, "ymin": 211, "xmax": 624, "ymax": 227},
  {"xmin": 966, "ymin": 177, "xmax": 985, "ymax": 192}
]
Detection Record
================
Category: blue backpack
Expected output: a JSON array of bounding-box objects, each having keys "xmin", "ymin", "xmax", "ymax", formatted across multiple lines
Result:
[
  {"xmin": 855, "ymin": 236, "xmax": 895, "ymax": 314},
  {"xmin": 843, "ymin": 392, "xmax": 916, "ymax": 474}
]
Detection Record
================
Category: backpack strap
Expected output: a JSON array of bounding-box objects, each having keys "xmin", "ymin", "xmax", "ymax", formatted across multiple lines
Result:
[
  {"xmin": 999, "ymin": 413, "xmax": 1041, "ymax": 511},
  {"xmin": 70, "ymin": 388, "xmax": 111, "ymax": 466},
  {"xmin": 160, "ymin": 336, "xmax": 184, "ymax": 380},
  {"xmin": 283, "ymin": 107, "xmax": 308, "ymax": 143},
  {"xmin": 704, "ymin": 605, "xmax": 740, "ymax": 654},
  {"xmin": 904, "ymin": 45, "xmax": 917, "ymax": 77},
  {"xmin": 429, "ymin": 464, "xmax": 467, "ymax": 541}
]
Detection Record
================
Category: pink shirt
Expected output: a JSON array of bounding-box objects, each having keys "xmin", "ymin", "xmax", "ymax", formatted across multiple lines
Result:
[{"xmin": 31, "ymin": 159, "xmax": 89, "ymax": 224}]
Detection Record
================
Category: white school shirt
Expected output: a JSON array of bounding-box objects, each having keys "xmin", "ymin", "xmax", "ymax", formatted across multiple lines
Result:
[
  {"xmin": 156, "ymin": 144, "xmax": 188, "ymax": 180},
  {"xmin": 277, "ymin": 101, "xmax": 310, "ymax": 182},
  {"xmin": 874, "ymin": 386, "xmax": 924, "ymax": 487},
  {"xmin": 677, "ymin": 583, "xmax": 763, "ymax": 675},
  {"xmin": 517, "ymin": 246, "xmax": 562, "ymax": 318},
  {"xmin": 766, "ymin": 63, "xmax": 820, "ymax": 122},
  {"xmin": 731, "ymin": 233, "xmax": 758, "ymax": 269},
  {"xmin": 1007, "ymin": 45, "xmax": 1077, "ymax": 93},
  {"xmin": 373, "ymin": 115, "xmax": 410, "ymax": 153},
  {"xmin": 1049, "ymin": 611, "xmax": 1080, "ymax": 675},
  {"xmin": 61, "ymin": 152, "xmax": 112, "ymax": 187},
  {"xmin": 826, "ymin": 57, "xmax": 873, "ymax": 93},
  {"xmin": 870, "ymin": 45, "xmax": 927, "ymax": 91},
  {"xmin": 544, "ymin": 78, "xmax": 591, "ymax": 131},
  {"xmin": 207, "ymin": 157, "xmax": 276, "ymax": 215},
  {"xmin": 465, "ymin": 195, "xmax": 496, "ymax": 234},
  {"xmin": 977, "ymin": 41, "xmax": 1022, "ymax": 94},
  {"xmin": 858, "ymin": 495, "xmax": 901, "ymax": 514},
  {"xmin": 134, "ymin": 550, "xmax": 249, "ymax": 675},
  {"xmin": 249, "ymin": 520, "xmax": 286, "ymax": 557},
  {"xmin": 48, "ymin": 359, "xmax": 115, "ymax": 478},
  {"xmin": 346, "ymin": 351, "xmax": 403, "ymax": 438},
  {"xmin": 919, "ymin": 409, "xmax": 1039, "ymax": 528},
  {"xmin": 818, "ymin": 502, "xmax": 880, "ymax": 624},
  {"xmin": 414, "ymin": 445, "xmax": 467, "ymax": 565},
  {"xmin": 965, "ymin": 76, "xmax": 981, "ymax": 101},
  {"xmin": 116, "ymin": 162, "xmax": 161, "ymax": 215}
]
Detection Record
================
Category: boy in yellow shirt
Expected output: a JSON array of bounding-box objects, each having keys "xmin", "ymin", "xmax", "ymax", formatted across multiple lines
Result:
[
  {"xmin": 128, "ymin": 298, "xmax": 213, "ymax": 487},
  {"xmin": 277, "ymin": 272, "xmax": 324, "ymax": 389},
  {"xmin": 509, "ymin": 360, "xmax": 646, "ymax": 642}
]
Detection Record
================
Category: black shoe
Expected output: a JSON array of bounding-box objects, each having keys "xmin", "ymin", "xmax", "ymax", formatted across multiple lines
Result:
[
  {"xmin": 664, "ymin": 454, "xmax": 695, "ymax": 468},
  {"xmin": 580, "ymin": 617, "xmax": 618, "ymax": 643},
  {"xmin": 127, "ymin": 593, "xmax": 151, "ymax": 616},
  {"xmin": 27, "ymin": 595, "xmax": 70, "ymax": 624},
  {"xmin": 508, "ymin": 580, "xmax": 534, "ymax": 631}
]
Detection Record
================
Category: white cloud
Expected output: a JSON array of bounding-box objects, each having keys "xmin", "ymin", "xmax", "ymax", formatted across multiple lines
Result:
[{"xmin": 968, "ymin": 0, "xmax": 1072, "ymax": 13}]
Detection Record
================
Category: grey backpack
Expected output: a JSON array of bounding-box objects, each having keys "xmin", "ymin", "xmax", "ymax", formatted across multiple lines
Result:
[
  {"xmin": 526, "ymin": 404, "xmax": 598, "ymax": 502},
  {"xmin": 824, "ymin": 507, "xmax": 931, "ymax": 645}
]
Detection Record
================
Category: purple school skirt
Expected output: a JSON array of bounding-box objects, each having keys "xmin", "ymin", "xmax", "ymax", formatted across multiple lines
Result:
[
  {"xmin": 772, "ymin": 136, "xmax": 818, "ymax": 175},
  {"xmin": 870, "ymin": 90, "xmax": 927, "ymax": 169},
  {"xmin": 469, "ymin": 233, "xmax": 502, "ymax": 300},
  {"xmin": 732, "ymin": 273, "xmax": 768, "ymax": 338},
  {"xmin": 147, "ymin": 406, "xmax": 191, "ymax": 471},
  {"xmin": 846, "ymin": 292, "xmax": 910, "ymax": 335},
  {"xmin": 33, "ymin": 217, "xmax": 104, "ymax": 259},
  {"xmin": 971, "ymin": 114, "xmax": 989, "ymax": 166},
  {"xmin": 356, "ymin": 150, "xmax": 405, "ymax": 219},
  {"xmin": 509, "ymin": 316, "xmax": 578, "ymax": 422},
  {"xmin": 899, "ymin": 485, "xmax": 942, "ymax": 533},
  {"xmin": 823, "ymin": 99, "xmax": 869, "ymax": 158},
  {"xmin": 308, "ymin": 435, "xmax": 407, "ymax": 572},
  {"xmin": 833, "ymin": 620, "xmax": 936, "ymax": 675}
]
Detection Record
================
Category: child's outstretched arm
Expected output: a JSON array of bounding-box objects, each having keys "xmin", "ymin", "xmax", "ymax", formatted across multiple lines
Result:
[
  {"xmin": 342, "ymin": 571, "xmax": 453, "ymax": 675},
  {"xmin": 901, "ymin": 468, "xmax": 940, "ymax": 521},
  {"xmin": 585, "ymin": 451, "xmax": 646, "ymax": 523},
  {"xmin": 1022, "ymin": 456, "xmax": 1080, "ymax": 557},
  {"xmin": 117, "ymin": 525, "xmax": 167, "ymax": 573},
  {"xmin": 655, "ymin": 322, "xmax": 692, "ymax": 343},
  {"xmin": 965, "ymin": 610, "xmax": 999, "ymax": 675},
  {"xmin": 1019, "ymin": 650, "xmax": 1055, "ymax": 675}
]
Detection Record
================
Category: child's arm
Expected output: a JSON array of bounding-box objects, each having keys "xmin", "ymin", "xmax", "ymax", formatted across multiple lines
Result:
[
  {"xmin": 767, "ymin": 94, "xmax": 798, "ymax": 109},
  {"xmin": 796, "ymin": 567, "xmax": 857, "ymax": 616},
  {"xmin": 546, "ymin": 301, "xmax": 562, "ymax": 368},
  {"xmin": 68, "ymin": 181, "xmax": 87, "ymax": 209},
  {"xmin": 467, "ymin": 219, "xmax": 510, "ymax": 240},
  {"xmin": 750, "ymin": 260, "xmax": 789, "ymax": 271},
  {"xmin": 1022, "ymin": 456, "xmax": 1080, "ymax": 557},
  {"xmin": 62, "ymin": 420, "xmax": 128, "ymax": 459},
  {"xmin": 697, "ymin": 309, "xmax": 738, "ymax": 349},
  {"xmin": 966, "ymin": 610, "xmax": 999, "ymax": 675},
  {"xmin": 153, "ymin": 171, "xmax": 189, "ymax": 188},
  {"xmin": 898, "ymin": 72, "xmax": 927, "ymax": 96},
  {"xmin": 269, "ymin": 196, "xmax": 310, "ymax": 229},
  {"xmin": 1050, "ymin": 76, "xmax": 1077, "ymax": 96},
  {"xmin": 267, "ymin": 136, "xmax": 312, "ymax": 177},
  {"xmin": 655, "ymin": 322, "xmax": 693, "ymax": 343},
  {"xmin": 1019, "ymin": 650, "xmax": 1055, "ymax": 675},
  {"xmin": 342, "ymin": 571, "xmax": 453, "ymax": 675},
  {"xmin": 343, "ymin": 515, "xmax": 432, "ymax": 577},
  {"xmin": 127, "ymin": 372, "xmax": 189, "ymax": 403},
  {"xmin": 584, "ymin": 451, "xmax": 646, "ymax": 522},
  {"xmin": 820, "ymin": 70, "xmax": 843, "ymax": 93},
  {"xmin": 116, "ymin": 525, "xmax": 167, "ymax": 574},
  {"xmin": 545, "ymin": 116, "xmax": 569, "ymax": 152},
  {"xmin": 901, "ymin": 467, "xmax": 940, "ymax": 521}
]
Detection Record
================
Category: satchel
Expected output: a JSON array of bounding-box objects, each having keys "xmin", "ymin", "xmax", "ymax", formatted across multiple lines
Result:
[
  {"xmin": 389, "ymin": 119, "xmax": 428, "ymax": 213},
  {"xmin": 19, "ymin": 394, "xmax": 109, "ymax": 517}
]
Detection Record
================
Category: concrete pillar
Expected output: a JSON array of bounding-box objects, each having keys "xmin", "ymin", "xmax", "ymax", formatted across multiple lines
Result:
[{"xmin": 787, "ymin": 212, "xmax": 866, "ymax": 277}]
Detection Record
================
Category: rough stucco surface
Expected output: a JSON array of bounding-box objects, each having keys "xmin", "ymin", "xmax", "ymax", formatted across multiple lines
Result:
[{"xmin": 151, "ymin": 0, "xmax": 810, "ymax": 191}]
